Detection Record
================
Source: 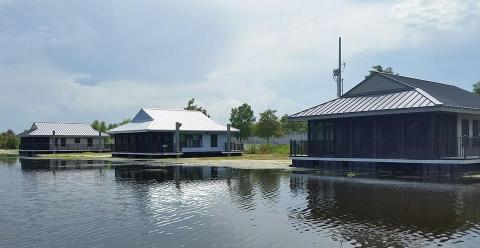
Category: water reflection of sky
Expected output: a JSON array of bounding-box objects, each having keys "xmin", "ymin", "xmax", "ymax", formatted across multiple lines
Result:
[{"xmin": 0, "ymin": 158, "xmax": 479, "ymax": 248}]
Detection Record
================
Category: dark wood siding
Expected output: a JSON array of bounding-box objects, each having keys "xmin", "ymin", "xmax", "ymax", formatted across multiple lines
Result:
[
  {"xmin": 307, "ymin": 113, "xmax": 457, "ymax": 159},
  {"xmin": 112, "ymin": 132, "xmax": 174, "ymax": 153}
]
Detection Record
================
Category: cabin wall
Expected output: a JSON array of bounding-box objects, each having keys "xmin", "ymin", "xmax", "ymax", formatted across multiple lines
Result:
[
  {"xmin": 48, "ymin": 137, "xmax": 104, "ymax": 146},
  {"xmin": 180, "ymin": 133, "xmax": 227, "ymax": 153},
  {"xmin": 20, "ymin": 136, "xmax": 105, "ymax": 150},
  {"xmin": 112, "ymin": 132, "xmax": 174, "ymax": 153},
  {"xmin": 306, "ymin": 112, "xmax": 458, "ymax": 159},
  {"xmin": 112, "ymin": 132, "xmax": 232, "ymax": 154},
  {"xmin": 456, "ymin": 114, "xmax": 480, "ymax": 138}
]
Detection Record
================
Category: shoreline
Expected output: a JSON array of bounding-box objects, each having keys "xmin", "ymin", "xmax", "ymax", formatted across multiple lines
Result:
[{"xmin": 2, "ymin": 151, "xmax": 292, "ymax": 170}]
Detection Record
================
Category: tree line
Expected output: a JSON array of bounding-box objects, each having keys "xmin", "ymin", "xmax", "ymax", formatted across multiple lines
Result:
[
  {"xmin": 91, "ymin": 119, "xmax": 132, "ymax": 132},
  {"xmin": 229, "ymin": 104, "xmax": 306, "ymax": 143}
]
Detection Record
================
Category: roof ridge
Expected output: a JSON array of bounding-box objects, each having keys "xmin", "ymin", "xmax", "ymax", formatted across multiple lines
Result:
[
  {"xmin": 142, "ymin": 108, "xmax": 202, "ymax": 112},
  {"xmin": 379, "ymin": 72, "xmax": 460, "ymax": 88},
  {"xmin": 35, "ymin": 121, "xmax": 89, "ymax": 124}
]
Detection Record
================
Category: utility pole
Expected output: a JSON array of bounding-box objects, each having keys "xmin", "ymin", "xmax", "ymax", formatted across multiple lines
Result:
[
  {"xmin": 338, "ymin": 37, "xmax": 342, "ymax": 97},
  {"xmin": 333, "ymin": 37, "xmax": 344, "ymax": 97}
]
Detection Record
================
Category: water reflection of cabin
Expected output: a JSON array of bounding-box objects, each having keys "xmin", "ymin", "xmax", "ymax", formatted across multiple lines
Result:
[
  {"xmin": 108, "ymin": 108, "xmax": 242, "ymax": 157},
  {"xmin": 289, "ymin": 72, "xmax": 480, "ymax": 167}
]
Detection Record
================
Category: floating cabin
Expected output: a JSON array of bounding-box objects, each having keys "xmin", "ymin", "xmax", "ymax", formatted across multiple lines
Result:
[
  {"xmin": 289, "ymin": 72, "xmax": 480, "ymax": 167},
  {"xmin": 18, "ymin": 122, "xmax": 109, "ymax": 156},
  {"xmin": 108, "ymin": 108, "xmax": 242, "ymax": 157}
]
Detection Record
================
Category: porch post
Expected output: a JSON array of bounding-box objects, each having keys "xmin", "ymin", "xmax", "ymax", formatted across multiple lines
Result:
[
  {"xmin": 373, "ymin": 119, "xmax": 377, "ymax": 158},
  {"xmin": 349, "ymin": 119, "xmax": 353, "ymax": 157},
  {"xmin": 227, "ymin": 124, "xmax": 231, "ymax": 156},
  {"xmin": 401, "ymin": 115, "xmax": 405, "ymax": 158},
  {"xmin": 52, "ymin": 131, "xmax": 56, "ymax": 153},
  {"xmin": 175, "ymin": 122, "xmax": 182, "ymax": 156},
  {"xmin": 430, "ymin": 114, "xmax": 435, "ymax": 159}
]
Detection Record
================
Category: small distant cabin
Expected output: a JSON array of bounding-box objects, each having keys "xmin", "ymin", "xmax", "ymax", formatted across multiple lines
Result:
[
  {"xmin": 108, "ymin": 108, "xmax": 242, "ymax": 157},
  {"xmin": 289, "ymin": 72, "xmax": 480, "ymax": 167},
  {"xmin": 18, "ymin": 122, "xmax": 109, "ymax": 156}
]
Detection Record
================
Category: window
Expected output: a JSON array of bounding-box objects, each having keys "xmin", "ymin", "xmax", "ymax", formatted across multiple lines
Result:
[
  {"xmin": 180, "ymin": 134, "xmax": 202, "ymax": 148},
  {"xmin": 55, "ymin": 138, "xmax": 58, "ymax": 147},
  {"xmin": 462, "ymin": 119, "xmax": 470, "ymax": 137},
  {"xmin": 473, "ymin": 120, "xmax": 479, "ymax": 137},
  {"xmin": 211, "ymin": 134, "xmax": 218, "ymax": 147},
  {"xmin": 87, "ymin": 138, "xmax": 93, "ymax": 147},
  {"xmin": 473, "ymin": 120, "xmax": 479, "ymax": 147},
  {"xmin": 61, "ymin": 138, "xmax": 66, "ymax": 147},
  {"xmin": 75, "ymin": 138, "xmax": 81, "ymax": 144}
]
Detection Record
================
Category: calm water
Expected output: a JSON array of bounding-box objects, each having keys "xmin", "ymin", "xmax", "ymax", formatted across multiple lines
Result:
[{"xmin": 1, "ymin": 157, "xmax": 480, "ymax": 248}]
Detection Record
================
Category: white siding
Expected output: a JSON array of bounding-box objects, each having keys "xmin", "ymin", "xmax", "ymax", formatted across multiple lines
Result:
[{"xmin": 181, "ymin": 133, "xmax": 228, "ymax": 153}]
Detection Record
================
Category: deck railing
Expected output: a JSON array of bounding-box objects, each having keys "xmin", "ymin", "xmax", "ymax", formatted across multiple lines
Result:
[
  {"xmin": 20, "ymin": 143, "xmax": 111, "ymax": 151},
  {"xmin": 112, "ymin": 143, "xmax": 173, "ymax": 153},
  {"xmin": 225, "ymin": 142, "xmax": 244, "ymax": 152},
  {"xmin": 290, "ymin": 137, "xmax": 480, "ymax": 160}
]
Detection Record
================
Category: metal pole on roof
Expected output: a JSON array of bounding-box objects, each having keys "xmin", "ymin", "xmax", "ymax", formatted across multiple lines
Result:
[
  {"xmin": 338, "ymin": 37, "xmax": 342, "ymax": 97},
  {"xmin": 333, "ymin": 37, "xmax": 344, "ymax": 97}
]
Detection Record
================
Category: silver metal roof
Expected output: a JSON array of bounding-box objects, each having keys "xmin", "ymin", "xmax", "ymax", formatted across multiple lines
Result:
[
  {"xmin": 290, "ymin": 73, "xmax": 480, "ymax": 120},
  {"xmin": 108, "ymin": 108, "xmax": 239, "ymax": 134},
  {"xmin": 19, "ymin": 122, "xmax": 108, "ymax": 137},
  {"xmin": 290, "ymin": 89, "xmax": 445, "ymax": 119}
]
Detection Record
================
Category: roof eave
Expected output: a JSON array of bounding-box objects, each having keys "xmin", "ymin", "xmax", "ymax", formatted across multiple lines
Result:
[{"xmin": 288, "ymin": 106, "xmax": 448, "ymax": 121}]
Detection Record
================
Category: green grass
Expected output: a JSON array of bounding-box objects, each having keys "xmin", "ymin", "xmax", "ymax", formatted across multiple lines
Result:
[
  {"xmin": 195, "ymin": 153, "xmax": 289, "ymax": 161},
  {"xmin": 39, "ymin": 152, "xmax": 113, "ymax": 159},
  {"xmin": 25, "ymin": 144, "xmax": 292, "ymax": 161},
  {"xmin": 0, "ymin": 149, "xmax": 18, "ymax": 155}
]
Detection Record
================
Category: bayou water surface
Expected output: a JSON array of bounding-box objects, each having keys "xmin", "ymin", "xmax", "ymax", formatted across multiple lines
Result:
[{"xmin": 1, "ymin": 157, "xmax": 480, "ymax": 248}]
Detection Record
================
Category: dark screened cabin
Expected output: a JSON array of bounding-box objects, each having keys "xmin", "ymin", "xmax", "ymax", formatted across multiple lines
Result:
[{"xmin": 289, "ymin": 72, "xmax": 480, "ymax": 167}]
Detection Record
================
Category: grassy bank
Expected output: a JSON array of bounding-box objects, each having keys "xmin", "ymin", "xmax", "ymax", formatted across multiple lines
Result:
[
  {"xmin": 0, "ymin": 149, "xmax": 18, "ymax": 156},
  {"xmin": 37, "ymin": 144, "xmax": 291, "ymax": 161},
  {"xmin": 39, "ymin": 152, "xmax": 289, "ymax": 161}
]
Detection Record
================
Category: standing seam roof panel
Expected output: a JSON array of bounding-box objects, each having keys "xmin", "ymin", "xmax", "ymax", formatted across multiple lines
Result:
[
  {"xmin": 404, "ymin": 93, "xmax": 424, "ymax": 108},
  {"xmin": 336, "ymin": 97, "xmax": 359, "ymax": 113},
  {"xmin": 383, "ymin": 92, "xmax": 407, "ymax": 109},
  {"xmin": 396, "ymin": 91, "xmax": 421, "ymax": 109},
  {"xmin": 367, "ymin": 94, "xmax": 390, "ymax": 111},
  {"xmin": 360, "ymin": 95, "xmax": 386, "ymax": 112},
  {"xmin": 327, "ymin": 98, "xmax": 352, "ymax": 114},
  {"xmin": 374, "ymin": 93, "xmax": 398, "ymax": 110},
  {"xmin": 321, "ymin": 99, "xmax": 342, "ymax": 115},
  {"xmin": 384, "ymin": 91, "xmax": 408, "ymax": 109},
  {"xmin": 341, "ymin": 97, "xmax": 366, "ymax": 113},
  {"xmin": 348, "ymin": 96, "xmax": 371, "ymax": 112}
]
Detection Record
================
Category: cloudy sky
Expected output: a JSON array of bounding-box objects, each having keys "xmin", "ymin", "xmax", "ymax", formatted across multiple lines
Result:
[{"xmin": 1, "ymin": 0, "xmax": 480, "ymax": 132}]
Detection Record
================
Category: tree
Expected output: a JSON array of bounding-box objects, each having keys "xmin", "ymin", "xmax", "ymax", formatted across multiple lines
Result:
[
  {"xmin": 107, "ymin": 118, "xmax": 131, "ymax": 130},
  {"xmin": 366, "ymin": 65, "xmax": 396, "ymax": 78},
  {"xmin": 473, "ymin": 81, "xmax": 480, "ymax": 95},
  {"xmin": 185, "ymin": 98, "xmax": 209, "ymax": 117},
  {"xmin": 255, "ymin": 109, "xmax": 283, "ymax": 143},
  {"xmin": 0, "ymin": 130, "xmax": 19, "ymax": 149},
  {"xmin": 91, "ymin": 118, "xmax": 131, "ymax": 132},
  {"xmin": 230, "ymin": 103, "xmax": 256, "ymax": 142},
  {"xmin": 280, "ymin": 114, "xmax": 307, "ymax": 133}
]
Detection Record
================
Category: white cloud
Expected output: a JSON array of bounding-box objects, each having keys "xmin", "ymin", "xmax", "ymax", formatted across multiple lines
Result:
[{"xmin": 391, "ymin": 0, "xmax": 480, "ymax": 30}]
